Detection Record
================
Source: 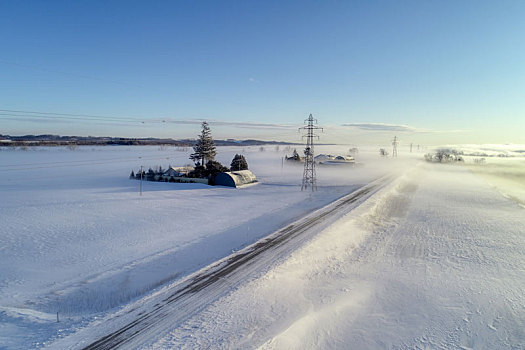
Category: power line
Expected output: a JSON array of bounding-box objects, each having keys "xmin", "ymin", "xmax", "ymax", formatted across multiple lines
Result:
[
  {"xmin": 0, "ymin": 60, "xmax": 145, "ymax": 88},
  {"xmin": 0, "ymin": 110, "xmax": 154, "ymax": 124},
  {"xmin": 0, "ymin": 109, "xmax": 299, "ymax": 130}
]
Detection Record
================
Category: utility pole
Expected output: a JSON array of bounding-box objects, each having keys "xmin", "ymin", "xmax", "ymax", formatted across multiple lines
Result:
[
  {"xmin": 299, "ymin": 114, "xmax": 323, "ymax": 191},
  {"xmin": 410, "ymin": 142, "xmax": 413, "ymax": 153},
  {"xmin": 392, "ymin": 136, "xmax": 399, "ymax": 157},
  {"xmin": 140, "ymin": 165, "xmax": 143, "ymax": 196}
]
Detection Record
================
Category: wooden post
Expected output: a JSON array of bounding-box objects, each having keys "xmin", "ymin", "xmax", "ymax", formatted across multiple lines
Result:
[{"xmin": 140, "ymin": 165, "xmax": 143, "ymax": 196}]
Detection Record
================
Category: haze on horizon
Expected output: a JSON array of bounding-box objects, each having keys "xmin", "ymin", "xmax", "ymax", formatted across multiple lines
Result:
[{"xmin": 1, "ymin": 1, "xmax": 524, "ymax": 145}]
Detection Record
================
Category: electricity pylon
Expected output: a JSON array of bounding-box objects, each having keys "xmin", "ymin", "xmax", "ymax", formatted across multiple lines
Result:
[
  {"xmin": 299, "ymin": 114, "xmax": 323, "ymax": 191},
  {"xmin": 392, "ymin": 136, "xmax": 399, "ymax": 157}
]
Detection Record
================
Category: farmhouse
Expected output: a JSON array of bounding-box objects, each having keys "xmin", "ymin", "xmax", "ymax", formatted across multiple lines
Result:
[
  {"xmin": 162, "ymin": 166, "xmax": 194, "ymax": 181},
  {"xmin": 319, "ymin": 155, "xmax": 355, "ymax": 165},
  {"xmin": 314, "ymin": 154, "xmax": 335, "ymax": 162},
  {"xmin": 214, "ymin": 170, "xmax": 257, "ymax": 188}
]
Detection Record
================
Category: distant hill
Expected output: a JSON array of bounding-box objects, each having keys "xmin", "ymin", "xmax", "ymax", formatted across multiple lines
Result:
[{"xmin": 0, "ymin": 134, "xmax": 299, "ymax": 147}]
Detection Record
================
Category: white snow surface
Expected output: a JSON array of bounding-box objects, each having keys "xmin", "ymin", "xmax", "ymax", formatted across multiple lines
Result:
[
  {"xmin": 147, "ymin": 162, "xmax": 525, "ymax": 349},
  {"xmin": 2, "ymin": 145, "xmax": 524, "ymax": 349},
  {"xmin": 0, "ymin": 145, "xmax": 393, "ymax": 349}
]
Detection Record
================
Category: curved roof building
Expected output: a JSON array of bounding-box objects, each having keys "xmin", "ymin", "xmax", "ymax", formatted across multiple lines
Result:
[{"xmin": 214, "ymin": 170, "xmax": 257, "ymax": 187}]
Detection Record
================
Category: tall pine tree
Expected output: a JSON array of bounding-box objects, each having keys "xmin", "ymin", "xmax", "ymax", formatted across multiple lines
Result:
[{"xmin": 190, "ymin": 121, "xmax": 216, "ymax": 165}]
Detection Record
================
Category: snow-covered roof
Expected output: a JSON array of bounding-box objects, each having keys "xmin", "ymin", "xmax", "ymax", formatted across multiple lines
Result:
[
  {"xmin": 314, "ymin": 154, "xmax": 335, "ymax": 161},
  {"xmin": 320, "ymin": 155, "xmax": 355, "ymax": 165},
  {"xmin": 163, "ymin": 166, "xmax": 194, "ymax": 176},
  {"xmin": 214, "ymin": 170, "xmax": 257, "ymax": 187}
]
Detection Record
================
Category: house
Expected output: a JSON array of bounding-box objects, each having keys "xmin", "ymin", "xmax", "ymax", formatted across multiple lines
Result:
[
  {"xmin": 320, "ymin": 155, "xmax": 355, "ymax": 165},
  {"xmin": 314, "ymin": 154, "xmax": 335, "ymax": 163},
  {"xmin": 214, "ymin": 170, "xmax": 257, "ymax": 188},
  {"xmin": 162, "ymin": 166, "xmax": 194, "ymax": 180}
]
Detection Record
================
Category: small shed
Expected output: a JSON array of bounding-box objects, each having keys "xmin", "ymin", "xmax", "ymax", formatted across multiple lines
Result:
[{"xmin": 214, "ymin": 170, "xmax": 257, "ymax": 188}]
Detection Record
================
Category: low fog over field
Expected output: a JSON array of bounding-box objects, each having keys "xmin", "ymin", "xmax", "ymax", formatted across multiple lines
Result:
[
  {"xmin": 427, "ymin": 144, "xmax": 525, "ymax": 207},
  {"xmin": 465, "ymin": 158, "xmax": 525, "ymax": 208}
]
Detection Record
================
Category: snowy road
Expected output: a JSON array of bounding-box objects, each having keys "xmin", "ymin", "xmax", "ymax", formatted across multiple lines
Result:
[
  {"xmin": 148, "ymin": 163, "xmax": 525, "ymax": 349},
  {"xmin": 50, "ymin": 176, "xmax": 393, "ymax": 349}
]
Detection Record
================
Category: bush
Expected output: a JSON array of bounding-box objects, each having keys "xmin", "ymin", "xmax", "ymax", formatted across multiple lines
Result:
[
  {"xmin": 286, "ymin": 149, "xmax": 301, "ymax": 161},
  {"xmin": 206, "ymin": 160, "xmax": 229, "ymax": 177},
  {"xmin": 188, "ymin": 160, "xmax": 228, "ymax": 179},
  {"xmin": 425, "ymin": 149, "xmax": 463, "ymax": 163},
  {"xmin": 146, "ymin": 168, "xmax": 156, "ymax": 181}
]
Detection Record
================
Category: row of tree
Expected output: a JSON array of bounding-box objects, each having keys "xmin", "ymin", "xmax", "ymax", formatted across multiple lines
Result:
[
  {"xmin": 188, "ymin": 154, "xmax": 248, "ymax": 178},
  {"xmin": 424, "ymin": 149, "xmax": 464, "ymax": 163}
]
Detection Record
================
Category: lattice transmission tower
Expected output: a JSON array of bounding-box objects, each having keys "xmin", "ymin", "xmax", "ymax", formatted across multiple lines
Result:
[
  {"xmin": 299, "ymin": 114, "xmax": 323, "ymax": 191},
  {"xmin": 392, "ymin": 136, "xmax": 399, "ymax": 157}
]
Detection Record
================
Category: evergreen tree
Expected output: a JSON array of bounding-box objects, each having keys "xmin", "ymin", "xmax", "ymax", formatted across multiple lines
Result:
[
  {"xmin": 230, "ymin": 154, "xmax": 248, "ymax": 171},
  {"xmin": 190, "ymin": 121, "xmax": 216, "ymax": 165},
  {"xmin": 206, "ymin": 160, "xmax": 228, "ymax": 176},
  {"xmin": 206, "ymin": 160, "xmax": 228, "ymax": 185},
  {"xmin": 146, "ymin": 168, "xmax": 155, "ymax": 181},
  {"xmin": 130, "ymin": 170, "xmax": 135, "ymax": 179}
]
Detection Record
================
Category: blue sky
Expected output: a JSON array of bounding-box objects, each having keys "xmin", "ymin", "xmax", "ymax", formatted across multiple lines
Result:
[{"xmin": 1, "ymin": 1, "xmax": 524, "ymax": 144}]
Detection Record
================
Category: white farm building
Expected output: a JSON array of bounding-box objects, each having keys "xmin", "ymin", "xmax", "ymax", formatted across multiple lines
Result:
[{"xmin": 162, "ymin": 166, "xmax": 194, "ymax": 181}]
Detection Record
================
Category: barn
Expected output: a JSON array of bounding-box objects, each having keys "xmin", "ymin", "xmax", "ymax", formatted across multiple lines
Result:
[{"xmin": 214, "ymin": 170, "xmax": 257, "ymax": 188}]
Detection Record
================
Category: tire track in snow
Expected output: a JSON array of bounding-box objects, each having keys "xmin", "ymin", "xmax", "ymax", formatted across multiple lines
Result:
[{"xmin": 53, "ymin": 176, "xmax": 395, "ymax": 350}]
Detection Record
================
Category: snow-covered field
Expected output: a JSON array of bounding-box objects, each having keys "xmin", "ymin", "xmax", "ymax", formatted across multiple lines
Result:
[
  {"xmin": 148, "ymin": 159, "xmax": 525, "ymax": 349},
  {"xmin": 465, "ymin": 157, "xmax": 525, "ymax": 208},
  {"xmin": 1, "ymin": 144, "xmax": 523, "ymax": 349},
  {"xmin": 441, "ymin": 143, "xmax": 525, "ymax": 208},
  {"xmin": 0, "ymin": 144, "xmax": 396, "ymax": 349}
]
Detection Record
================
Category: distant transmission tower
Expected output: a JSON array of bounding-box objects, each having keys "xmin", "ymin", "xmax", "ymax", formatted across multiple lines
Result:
[
  {"xmin": 392, "ymin": 136, "xmax": 399, "ymax": 157},
  {"xmin": 299, "ymin": 114, "xmax": 323, "ymax": 191}
]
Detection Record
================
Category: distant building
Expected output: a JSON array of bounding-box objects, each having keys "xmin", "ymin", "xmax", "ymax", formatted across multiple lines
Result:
[
  {"xmin": 319, "ymin": 155, "xmax": 355, "ymax": 165},
  {"xmin": 214, "ymin": 170, "xmax": 257, "ymax": 188},
  {"xmin": 314, "ymin": 154, "xmax": 335, "ymax": 163}
]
